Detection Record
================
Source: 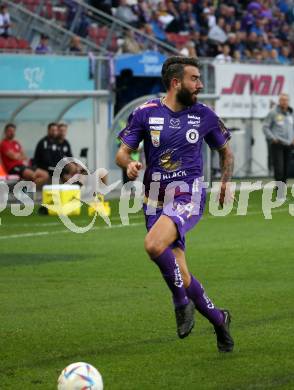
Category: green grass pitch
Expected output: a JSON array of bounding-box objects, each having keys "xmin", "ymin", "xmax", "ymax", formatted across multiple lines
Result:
[{"xmin": 0, "ymin": 191, "xmax": 294, "ymax": 389}]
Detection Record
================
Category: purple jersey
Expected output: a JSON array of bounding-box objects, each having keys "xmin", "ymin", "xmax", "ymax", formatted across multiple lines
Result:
[{"xmin": 119, "ymin": 98, "xmax": 230, "ymax": 199}]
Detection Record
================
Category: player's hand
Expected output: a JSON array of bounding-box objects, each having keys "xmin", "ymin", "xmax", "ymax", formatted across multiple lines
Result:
[
  {"xmin": 218, "ymin": 182, "xmax": 235, "ymax": 208},
  {"xmin": 127, "ymin": 161, "xmax": 142, "ymax": 180},
  {"xmin": 272, "ymin": 139, "xmax": 279, "ymax": 144}
]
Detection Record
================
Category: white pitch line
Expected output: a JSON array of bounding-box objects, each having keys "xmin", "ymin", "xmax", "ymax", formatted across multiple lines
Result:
[
  {"xmin": 3, "ymin": 214, "xmax": 144, "ymax": 228},
  {"xmin": 0, "ymin": 222, "xmax": 145, "ymax": 240},
  {"xmin": 0, "ymin": 207, "xmax": 291, "ymax": 240},
  {"xmin": 0, "ymin": 231, "xmax": 49, "ymax": 240}
]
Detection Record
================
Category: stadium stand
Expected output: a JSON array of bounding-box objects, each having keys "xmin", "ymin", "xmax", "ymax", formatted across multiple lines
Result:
[{"xmin": 0, "ymin": 0, "xmax": 292, "ymax": 63}]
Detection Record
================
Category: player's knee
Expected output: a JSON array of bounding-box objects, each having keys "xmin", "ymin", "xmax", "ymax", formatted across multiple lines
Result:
[{"xmin": 144, "ymin": 235, "xmax": 165, "ymax": 258}]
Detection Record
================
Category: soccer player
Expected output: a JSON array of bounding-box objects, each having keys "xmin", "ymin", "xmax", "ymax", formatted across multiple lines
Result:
[{"xmin": 115, "ymin": 56, "xmax": 234, "ymax": 352}]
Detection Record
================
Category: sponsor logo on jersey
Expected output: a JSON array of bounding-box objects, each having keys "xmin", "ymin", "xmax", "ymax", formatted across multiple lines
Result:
[
  {"xmin": 186, "ymin": 129, "xmax": 199, "ymax": 144},
  {"xmin": 149, "ymin": 117, "xmax": 164, "ymax": 124},
  {"xmin": 169, "ymin": 118, "xmax": 180, "ymax": 128},
  {"xmin": 159, "ymin": 150, "xmax": 181, "ymax": 171},
  {"xmin": 162, "ymin": 170, "xmax": 187, "ymax": 180},
  {"xmin": 150, "ymin": 130, "xmax": 160, "ymax": 147},
  {"xmin": 149, "ymin": 125, "xmax": 163, "ymax": 131},
  {"xmin": 188, "ymin": 114, "xmax": 201, "ymax": 120},
  {"xmin": 188, "ymin": 120, "xmax": 200, "ymax": 126}
]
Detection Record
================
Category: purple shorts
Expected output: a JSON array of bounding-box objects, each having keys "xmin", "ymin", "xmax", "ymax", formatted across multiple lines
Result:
[{"xmin": 143, "ymin": 191, "xmax": 206, "ymax": 251}]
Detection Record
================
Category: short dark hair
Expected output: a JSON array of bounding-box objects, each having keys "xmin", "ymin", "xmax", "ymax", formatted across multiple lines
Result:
[
  {"xmin": 4, "ymin": 123, "xmax": 16, "ymax": 132},
  {"xmin": 47, "ymin": 122, "xmax": 58, "ymax": 130},
  {"xmin": 161, "ymin": 56, "xmax": 200, "ymax": 90}
]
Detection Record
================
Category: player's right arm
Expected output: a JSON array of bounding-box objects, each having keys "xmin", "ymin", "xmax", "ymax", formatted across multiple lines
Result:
[
  {"xmin": 115, "ymin": 108, "xmax": 145, "ymax": 180},
  {"xmin": 115, "ymin": 143, "xmax": 142, "ymax": 180}
]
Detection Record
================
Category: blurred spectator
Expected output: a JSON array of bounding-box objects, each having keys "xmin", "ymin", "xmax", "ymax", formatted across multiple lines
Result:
[
  {"xmin": 122, "ymin": 29, "xmax": 142, "ymax": 53},
  {"xmin": 246, "ymin": 31, "xmax": 259, "ymax": 52},
  {"xmin": 278, "ymin": 46, "xmax": 291, "ymax": 65},
  {"xmin": 115, "ymin": 0, "xmax": 139, "ymax": 27},
  {"xmin": 165, "ymin": 1, "xmax": 198, "ymax": 34},
  {"xmin": 64, "ymin": 0, "xmax": 89, "ymax": 37},
  {"xmin": 179, "ymin": 40, "xmax": 198, "ymax": 58},
  {"xmin": 35, "ymin": 34, "xmax": 52, "ymax": 54},
  {"xmin": 90, "ymin": 0, "xmax": 113, "ymax": 16},
  {"xmin": 226, "ymin": 32, "xmax": 237, "ymax": 53},
  {"xmin": 143, "ymin": 23, "xmax": 158, "ymax": 50},
  {"xmin": 214, "ymin": 44, "xmax": 232, "ymax": 63},
  {"xmin": 268, "ymin": 48, "xmax": 280, "ymax": 64},
  {"xmin": 251, "ymin": 48, "xmax": 263, "ymax": 63},
  {"xmin": 233, "ymin": 49, "xmax": 242, "ymax": 62},
  {"xmin": 149, "ymin": 10, "xmax": 167, "ymax": 42},
  {"xmin": 156, "ymin": 1, "xmax": 175, "ymax": 30},
  {"xmin": 203, "ymin": 7, "xmax": 216, "ymax": 28},
  {"xmin": 195, "ymin": 33, "xmax": 216, "ymax": 57},
  {"xmin": 0, "ymin": 5, "xmax": 11, "ymax": 38},
  {"xmin": 69, "ymin": 35, "xmax": 84, "ymax": 53},
  {"xmin": 261, "ymin": 48, "xmax": 271, "ymax": 63},
  {"xmin": 234, "ymin": 31, "xmax": 247, "ymax": 54},
  {"xmin": 242, "ymin": 2, "xmax": 261, "ymax": 32},
  {"xmin": 0, "ymin": 124, "xmax": 49, "ymax": 187},
  {"xmin": 133, "ymin": 0, "xmax": 152, "ymax": 24},
  {"xmin": 208, "ymin": 17, "xmax": 228, "ymax": 44}
]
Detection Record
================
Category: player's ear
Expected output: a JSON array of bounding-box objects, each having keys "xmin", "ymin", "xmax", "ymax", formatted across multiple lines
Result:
[{"xmin": 171, "ymin": 77, "xmax": 181, "ymax": 89}]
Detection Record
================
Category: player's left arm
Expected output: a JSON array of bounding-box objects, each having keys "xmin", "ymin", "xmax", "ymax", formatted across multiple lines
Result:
[
  {"xmin": 218, "ymin": 143, "xmax": 234, "ymax": 207},
  {"xmin": 218, "ymin": 143, "xmax": 234, "ymax": 184}
]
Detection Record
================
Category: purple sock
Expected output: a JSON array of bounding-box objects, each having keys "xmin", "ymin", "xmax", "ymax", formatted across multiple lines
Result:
[
  {"xmin": 152, "ymin": 248, "xmax": 189, "ymax": 307},
  {"xmin": 186, "ymin": 275, "xmax": 223, "ymax": 326}
]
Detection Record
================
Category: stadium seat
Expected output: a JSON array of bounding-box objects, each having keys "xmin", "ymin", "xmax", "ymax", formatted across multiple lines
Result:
[
  {"xmin": 17, "ymin": 38, "xmax": 31, "ymax": 50},
  {"xmin": 6, "ymin": 37, "xmax": 18, "ymax": 50},
  {"xmin": 0, "ymin": 37, "xmax": 7, "ymax": 49},
  {"xmin": 166, "ymin": 33, "xmax": 191, "ymax": 45}
]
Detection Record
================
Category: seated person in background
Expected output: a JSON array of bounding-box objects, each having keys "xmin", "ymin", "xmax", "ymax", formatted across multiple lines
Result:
[
  {"xmin": 0, "ymin": 123, "xmax": 49, "ymax": 188},
  {"xmin": 0, "ymin": 5, "xmax": 11, "ymax": 38},
  {"xmin": 34, "ymin": 122, "xmax": 60, "ymax": 178},
  {"xmin": 35, "ymin": 34, "xmax": 52, "ymax": 54},
  {"xmin": 69, "ymin": 36, "xmax": 84, "ymax": 53},
  {"xmin": 57, "ymin": 123, "xmax": 80, "ymax": 182}
]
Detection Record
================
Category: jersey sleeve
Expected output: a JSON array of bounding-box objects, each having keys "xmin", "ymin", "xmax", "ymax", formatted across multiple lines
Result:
[
  {"xmin": 118, "ymin": 109, "xmax": 144, "ymax": 150},
  {"xmin": 204, "ymin": 115, "xmax": 231, "ymax": 150}
]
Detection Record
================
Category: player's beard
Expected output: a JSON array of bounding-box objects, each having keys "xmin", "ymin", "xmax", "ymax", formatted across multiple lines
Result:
[{"xmin": 176, "ymin": 85, "xmax": 197, "ymax": 107}]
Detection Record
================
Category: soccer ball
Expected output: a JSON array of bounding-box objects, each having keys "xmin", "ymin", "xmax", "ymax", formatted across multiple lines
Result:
[{"xmin": 57, "ymin": 362, "xmax": 103, "ymax": 390}]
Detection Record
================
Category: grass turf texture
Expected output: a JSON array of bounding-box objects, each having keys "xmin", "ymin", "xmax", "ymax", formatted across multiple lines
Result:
[{"xmin": 0, "ymin": 191, "xmax": 293, "ymax": 389}]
